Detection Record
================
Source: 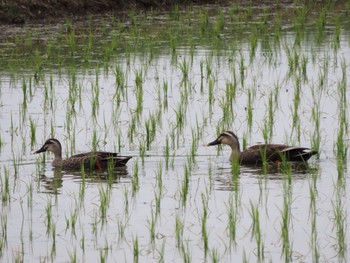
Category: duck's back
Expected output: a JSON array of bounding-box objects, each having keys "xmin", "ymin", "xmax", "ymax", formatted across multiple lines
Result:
[{"xmin": 240, "ymin": 144, "xmax": 316, "ymax": 164}]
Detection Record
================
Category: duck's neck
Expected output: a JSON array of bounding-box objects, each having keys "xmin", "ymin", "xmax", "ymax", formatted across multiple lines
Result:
[
  {"xmin": 51, "ymin": 151, "xmax": 63, "ymax": 167},
  {"xmin": 229, "ymin": 142, "xmax": 241, "ymax": 162}
]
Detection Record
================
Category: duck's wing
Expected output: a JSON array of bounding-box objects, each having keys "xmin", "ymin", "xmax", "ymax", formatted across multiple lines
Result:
[
  {"xmin": 263, "ymin": 145, "xmax": 317, "ymax": 162},
  {"xmin": 240, "ymin": 145, "xmax": 275, "ymax": 164},
  {"xmin": 73, "ymin": 152, "xmax": 132, "ymax": 169},
  {"xmin": 278, "ymin": 146, "xmax": 317, "ymax": 162},
  {"xmin": 70, "ymin": 151, "xmax": 119, "ymax": 159},
  {"xmin": 242, "ymin": 144, "xmax": 317, "ymax": 163}
]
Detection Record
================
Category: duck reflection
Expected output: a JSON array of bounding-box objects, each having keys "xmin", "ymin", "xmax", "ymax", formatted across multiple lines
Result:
[
  {"xmin": 38, "ymin": 166, "xmax": 130, "ymax": 194},
  {"xmin": 213, "ymin": 161, "xmax": 319, "ymax": 191}
]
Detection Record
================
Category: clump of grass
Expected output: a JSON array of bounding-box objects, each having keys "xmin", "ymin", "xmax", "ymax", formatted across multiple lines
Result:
[
  {"xmin": 181, "ymin": 165, "xmax": 190, "ymax": 207},
  {"xmin": 133, "ymin": 235, "xmax": 139, "ymax": 263},
  {"xmin": 134, "ymin": 69, "xmax": 144, "ymax": 117},
  {"xmin": 164, "ymin": 136, "xmax": 170, "ymax": 170},
  {"xmin": 201, "ymin": 193, "xmax": 209, "ymax": 257},
  {"xmin": 147, "ymin": 208, "xmax": 156, "ymax": 246},
  {"xmin": 246, "ymin": 89, "xmax": 253, "ymax": 132},
  {"xmin": 145, "ymin": 114, "xmax": 156, "ymax": 150},
  {"xmin": 29, "ymin": 117, "xmax": 37, "ymax": 149},
  {"xmin": 332, "ymin": 192, "xmax": 346, "ymax": 260},
  {"xmin": 45, "ymin": 200, "xmax": 52, "ymax": 234},
  {"xmin": 99, "ymin": 186, "xmax": 111, "ymax": 224},
  {"xmin": 178, "ymin": 57, "xmax": 190, "ymax": 83},
  {"xmin": 309, "ymin": 181, "xmax": 320, "ymax": 262},
  {"xmin": 175, "ymin": 212, "xmax": 184, "ymax": 248},
  {"xmin": 249, "ymin": 201, "xmax": 264, "ymax": 261},
  {"xmin": 227, "ymin": 195, "xmax": 238, "ymax": 246},
  {"xmin": 1, "ymin": 167, "xmax": 10, "ymax": 206},
  {"xmin": 131, "ymin": 161, "xmax": 139, "ymax": 196},
  {"xmin": 291, "ymin": 77, "xmax": 301, "ymax": 142}
]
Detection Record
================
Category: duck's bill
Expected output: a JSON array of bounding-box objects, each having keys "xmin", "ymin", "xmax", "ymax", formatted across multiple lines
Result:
[
  {"xmin": 34, "ymin": 145, "xmax": 46, "ymax": 154},
  {"xmin": 207, "ymin": 139, "xmax": 221, "ymax": 146}
]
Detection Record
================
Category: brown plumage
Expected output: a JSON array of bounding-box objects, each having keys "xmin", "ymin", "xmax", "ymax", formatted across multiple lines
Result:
[
  {"xmin": 207, "ymin": 131, "xmax": 317, "ymax": 165},
  {"xmin": 34, "ymin": 138, "xmax": 132, "ymax": 170}
]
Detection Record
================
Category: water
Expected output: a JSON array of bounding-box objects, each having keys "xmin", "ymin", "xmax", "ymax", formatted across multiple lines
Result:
[{"xmin": 0, "ymin": 4, "xmax": 349, "ymax": 262}]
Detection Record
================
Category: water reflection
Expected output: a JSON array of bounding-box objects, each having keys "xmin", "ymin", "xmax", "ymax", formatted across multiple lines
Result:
[
  {"xmin": 214, "ymin": 162, "xmax": 319, "ymax": 191},
  {"xmin": 39, "ymin": 167, "xmax": 130, "ymax": 194}
]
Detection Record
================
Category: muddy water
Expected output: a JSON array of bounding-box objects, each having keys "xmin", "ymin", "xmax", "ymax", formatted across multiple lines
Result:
[{"xmin": 0, "ymin": 5, "xmax": 349, "ymax": 262}]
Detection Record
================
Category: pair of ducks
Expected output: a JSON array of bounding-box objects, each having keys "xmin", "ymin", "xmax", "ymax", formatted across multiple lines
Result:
[{"xmin": 34, "ymin": 131, "xmax": 317, "ymax": 170}]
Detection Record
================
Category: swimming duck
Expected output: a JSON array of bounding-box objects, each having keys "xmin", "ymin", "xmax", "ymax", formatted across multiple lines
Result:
[
  {"xmin": 207, "ymin": 131, "xmax": 317, "ymax": 165},
  {"xmin": 34, "ymin": 138, "xmax": 132, "ymax": 170}
]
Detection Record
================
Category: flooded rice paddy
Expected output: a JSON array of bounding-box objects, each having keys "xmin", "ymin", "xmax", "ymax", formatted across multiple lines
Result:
[{"xmin": 0, "ymin": 3, "xmax": 350, "ymax": 262}]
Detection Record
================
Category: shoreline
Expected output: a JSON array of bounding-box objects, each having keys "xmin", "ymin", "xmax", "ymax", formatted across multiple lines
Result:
[{"xmin": 0, "ymin": 0, "xmax": 333, "ymax": 25}]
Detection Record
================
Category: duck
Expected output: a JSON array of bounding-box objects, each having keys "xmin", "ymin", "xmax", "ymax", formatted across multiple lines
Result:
[
  {"xmin": 207, "ymin": 131, "xmax": 317, "ymax": 165},
  {"xmin": 34, "ymin": 138, "xmax": 132, "ymax": 170}
]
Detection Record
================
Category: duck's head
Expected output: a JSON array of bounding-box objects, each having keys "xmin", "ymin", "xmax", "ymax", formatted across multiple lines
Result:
[
  {"xmin": 207, "ymin": 131, "xmax": 240, "ymax": 151},
  {"xmin": 34, "ymin": 138, "xmax": 62, "ymax": 156}
]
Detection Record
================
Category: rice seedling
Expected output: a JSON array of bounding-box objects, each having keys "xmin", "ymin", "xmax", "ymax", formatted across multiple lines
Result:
[
  {"xmin": 133, "ymin": 235, "xmax": 139, "ymax": 263},
  {"xmin": 68, "ymin": 248, "xmax": 77, "ymax": 263},
  {"xmin": 116, "ymin": 215, "xmax": 128, "ymax": 241},
  {"xmin": 13, "ymin": 247, "xmax": 24, "ymax": 263},
  {"xmin": 0, "ymin": 210, "xmax": 7, "ymax": 247},
  {"xmin": 45, "ymin": 200, "xmax": 52, "ymax": 234},
  {"xmin": 147, "ymin": 207, "xmax": 156, "ymax": 245},
  {"xmin": 169, "ymin": 4, "xmax": 181, "ymax": 21},
  {"xmin": 66, "ymin": 23, "xmax": 77, "ymax": 56},
  {"xmin": 280, "ymin": 173, "xmax": 293, "ymax": 262},
  {"xmin": 162, "ymin": 80, "xmax": 169, "ymax": 111},
  {"xmin": 310, "ymin": 95, "xmax": 321, "ymax": 157},
  {"xmin": 214, "ymin": 9, "xmax": 225, "ymax": 36},
  {"xmin": 1, "ymin": 167, "xmax": 10, "ymax": 206},
  {"xmin": 123, "ymin": 186, "xmax": 130, "ymax": 216},
  {"xmin": 227, "ymin": 195, "xmax": 238, "ymax": 246},
  {"xmin": 170, "ymin": 36, "xmax": 178, "ymax": 64},
  {"xmin": 174, "ymin": 102, "xmax": 186, "ymax": 134},
  {"xmin": 181, "ymin": 241, "xmax": 192, "ymax": 263},
  {"xmin": 134, "ymin": 69, "xmax": 144, "ymax": 117},
  {"xmin": 131, "ymin": 161, "xmax": 139, "ymax": 196},
  {"xmin": 0, "ymin": 133, "xmax": 3, "ymax": 153},
  {"xmin": 231, "ymin": 156, "xmax": 240, "ymax": 191},
  {"xmin": 316, "ymin": 8, "xmax": 327, "ymax": 44},
  {"xmin": 29, "ymin": 117, "xmax": 37, "ymax": 149},
  {"xmin": 333, "ymin": 15, "xmax": 341, "ymax": 51},
  {"xmin": 211, "ymin": 247, "xmax": 219, "ymax": 263},
  {"xmin": 91, "ymin": 81, "xmax": 100, "ymax": 122},
  {"xmin": 139, "ymin": 141, "xmax": 146, "ymax": 166},
  {"xmin": 201, "ymin": 193, "xmax": 209, "ymax": 257},
  {"xmin": 190, "ymin": 128, "xmax": 199, "ymax": 164},
  {"xmin": 332, "ymin": 184, "xmax": 346, "ymax": 261},
  {"xmin": 336, "ymin": 61, "xmax": 348, "ymax": 174},
  {"xmin": 309, "ymin": 183, "xmax": 320, "ymax": 262},
  {"xmin": 249, "ymin": 201, "xmax": 264, "ymax": 262},
  {"xmin": 99, "ymin": 186, "xmax": 110, "ymax": 223},
  {"xmin": 164, "ymin": 136, "xmax": 170, "ymax": 170},
  {"xmin": 156, "ymin": 239, "xmax": 166, "ymax": 263},
  {"xmin": 249, "ymin": 28, "xmax": 258, "ymax": 62},
  {"xmin": 145, "ymin": 115, "xmax": 156, "ymax": 150},
  {"xmin": 51, "ymin": 223, "xmax": 56, "ymax": 259},
  {"xmin": 178, "ymin": 57, "xmax": 190, "ymax": 83},
  {"xmin": 199, "ymin": 8, "xmax": 209, "ymax": 34},
  {"xmin": 175, "ymin": 212, "xmax": 184, "ymax": 248},
  {"xmin": 208, "ymin": 78, "xmax": 214, "ymax": 115},
  {"xmin": 181, "ymin": 165, "xmax": 190, "ymax": 207},
  {"xmin": 246, "ymin": 89, "xmax": 253, "ymax": 133},
  {"xmin": 291, "ymin": 77, "xmax": 301, "ymax": 142},
  {"xmin": 239, "ymin": 54, "xmax": 245, "ymax": 87}
]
